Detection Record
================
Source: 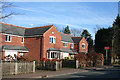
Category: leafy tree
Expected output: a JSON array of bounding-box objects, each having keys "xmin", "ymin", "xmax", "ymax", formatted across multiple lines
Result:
[
  {"xmin": 112, "ymin": 14, "xmax": 120, "ymax": 57},
  {"xmin": 63, "ymin": 25, "xmax": 71, "ymax": 34},
  {"xmin": 95, "ymin": 27, "xmax": 113, "ymax": 54},
  {"xmin": 81, "ymin": 29, "xmax": 93, "ymax": 52}
]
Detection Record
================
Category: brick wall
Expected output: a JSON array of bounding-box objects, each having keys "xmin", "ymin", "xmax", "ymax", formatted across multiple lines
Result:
[
  {"xmin": 79, "ymin": 37, "xmax": 88, "ymax": 53},
  {"xmin": 2, "ymin": 34, "xmax": 24, "ymax": 46},
  {"xmin": 42, "ymin": 26, "xmax": 61, "ymax": 58},
  {"xmin": 24, "ymin": 37, "xmax": 41, "ymax": 61}
]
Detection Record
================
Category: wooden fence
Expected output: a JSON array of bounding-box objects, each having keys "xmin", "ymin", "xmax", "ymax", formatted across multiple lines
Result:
[
  {"xmin": 2, "ymin": 61, "xmax": 35, "ymax": 75},
  {"xmin": 36, "ymin": 61, "xmax": 62, "ymax": 71},
  {"xmin": 62, "ymin": 60, "xmax": 77, "ymax": 68},
  {"xmin": 62, "ymin": 60, "xmax": 104, "ymax": 69}
]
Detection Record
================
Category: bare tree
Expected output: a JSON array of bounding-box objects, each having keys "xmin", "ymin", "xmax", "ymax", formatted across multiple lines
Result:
[
  {"xmin": 0, "ymin": 2, "xmax": 17, "ymax": 20},
  {"xmin": 71, "ymin": 28, "xmax": 82, "ymax": 37},
  {"xmin": 54, "ymin": 25, "xmax": 64, "ymax": 32}
]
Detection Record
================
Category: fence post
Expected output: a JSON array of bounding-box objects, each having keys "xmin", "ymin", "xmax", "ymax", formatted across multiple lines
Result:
[
  {"xmin": 15, "ymin": 62, "xmax": 18, "ymax": 75},
  {"xmin": 60, "ymin": 60, "xmax": 62, "ymax": 70},
  {"xmin": 55, "ymin": 61, "xmax": 58, "ymax": 71},
  {"xmin": 76, "ymin": 60, "xmax": 79, "ymax": 69},
  {"xmin": 33, "ymin": 61, "xmax": 35, "ymax": 73},
  {"xmin": 0, "ymin": 60, "xmax": 2, "ymax": 79}
]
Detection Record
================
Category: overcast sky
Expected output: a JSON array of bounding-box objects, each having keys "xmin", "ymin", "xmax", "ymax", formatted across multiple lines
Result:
[{"xmin": 4, "ymin": 2, "xmax": 118, "ymax": 39}]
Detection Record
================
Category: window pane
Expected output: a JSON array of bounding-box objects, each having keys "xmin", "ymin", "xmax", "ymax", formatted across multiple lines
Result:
[
  {"xmin": 21, "ymin": 38, "xmax": 24, "ymax": 43},
  {"xmin": 82, "ymin": 44, "xmax": 85, "ymax": 48},
  {"xmin": 53, "ymin": 38, "xmax": 56, "ymax": 43},
  {"xmin": 8, "ymin": 36, "xmax": 11, "ymax": 41},
  {"xmin": 71, "ymin": 44, "xmax": 73, "ymax": 48},
  {"xmin": 51, "ymin": 52, "xmax": 54, "ymax": 58},
  {"xmin": 49, "ymin": 37, "xmax": 52, "ymax": 43},
  {"xmin": 52, "ymin": 37, "xmax": 53, "ymax": 43},
  {"xmin": 5, "ymin": 35, "xmax": 8, "ymax": 41}
]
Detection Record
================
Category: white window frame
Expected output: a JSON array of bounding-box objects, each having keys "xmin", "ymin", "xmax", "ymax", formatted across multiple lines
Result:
[
  {"xmin": 71, "ymin": 43, "xmax": 74, "ymax": 48},
  {"xmin": 63, "ymin": 42, "xmax": 67, "ymax": 47},
  {"xmin": 5, "ymin": 35, "xmax": 11, "ymax": 42},
  {"xmin": 49, "ymin": 36, "xmax": 56, "ymax": 44},
  {"xmin": 48, "ymin": 51, "xmax": 59, "ymax": 59},
  {"xmin": 21, "ymin": 37, "xmax": 24, "ymax": 43},
  {"xmin": 82, "ymin": 43, "xmax": 85, "ymax": 49}
]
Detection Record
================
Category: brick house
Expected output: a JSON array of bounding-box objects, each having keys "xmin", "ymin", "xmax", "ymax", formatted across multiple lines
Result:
[{"xmin": 0, "ymin": 23, "xmax": 88, "ymax": 61}]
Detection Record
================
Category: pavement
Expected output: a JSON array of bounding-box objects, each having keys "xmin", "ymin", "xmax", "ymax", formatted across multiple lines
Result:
[
  {"xmin": 2, "ymin": 68, "xmax": 88, "ymax": 78},
  {"xmin": 2, "ymin": 65, "xmax": 119, "ymax": 79}
]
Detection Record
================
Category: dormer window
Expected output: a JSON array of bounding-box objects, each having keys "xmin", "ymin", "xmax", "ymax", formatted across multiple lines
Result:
[
  {"xmin": 5, "ymin": 35, "xmax": 11, "ymax": 42},
  {"xmin": 21, "ymin": 37, "xmax": 24, "ymax": 43},
  {"xmin": 49, "ymin": 36, "xmax": 56, "ymax": 44},
  {"xmin": 63, "ymin": 42, "xmax": 67, "ymax": 47},
  {"xmin": 71, "ymin": 43, "xmax": 73, "ymax": 48}
]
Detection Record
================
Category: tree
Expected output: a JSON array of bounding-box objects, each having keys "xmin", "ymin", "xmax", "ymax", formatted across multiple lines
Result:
[
  {"xmin": 0, "ymin": 2, "xmax": 17, "ymax": 20},
  {"xmin": 71, "ymin": 28, "xmax": 82, "ymax": 37},
  {"xmin": 81, "ymin": 29, "xmax": 93, "ymax": 52},
  {"xmin": 112, "ymin": 14, "xmax": 120, "ymax": 57},
  {"xmin": 63, "ymin": 25, "xmax": 71, "ymax": 34},
  {"xmin": 95, "ymin": 27, "xmax": 113, "ymax": 54}
]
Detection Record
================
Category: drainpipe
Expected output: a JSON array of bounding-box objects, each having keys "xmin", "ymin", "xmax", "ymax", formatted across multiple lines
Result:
[{"xmin": 40, "ymin": 36, "xmax": 43, "ymax": 59}]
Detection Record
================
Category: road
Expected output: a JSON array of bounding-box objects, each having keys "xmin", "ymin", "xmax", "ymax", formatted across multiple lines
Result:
[
  {"xmin": 47, "ymin": 66, "xmax": 120, "ymax": 79},
  {"xmin": 2, "ymin": 66, "xmax": 120, "ymax": 80}
]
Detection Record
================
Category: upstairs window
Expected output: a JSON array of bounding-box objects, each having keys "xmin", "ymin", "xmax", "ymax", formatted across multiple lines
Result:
[
  {"xmin": 82, "ymin": 43, "xmax": 85, "ymax": 49},
  {"xmin": 49, "ymin": 36, "xmax": 56, "ymax": 44},
  {"xmin": 5, "ymin": 35, "xmax": 11, "ymax": 42},
  {"xmin": 71, "ymin": 43, "xmax": 73, "ymax": 48},
  {"xmin": 63, "ymin": 42, "xmax": 67, "ymax": 47},
  {"xmin": 21, "ymin": 37, "xmax": 24, "ymax": 43}
]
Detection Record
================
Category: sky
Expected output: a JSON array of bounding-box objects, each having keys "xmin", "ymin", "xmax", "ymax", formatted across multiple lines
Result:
[{"xmin": 3, "ymin": 2, "xmax": 118, "ymax": 39}]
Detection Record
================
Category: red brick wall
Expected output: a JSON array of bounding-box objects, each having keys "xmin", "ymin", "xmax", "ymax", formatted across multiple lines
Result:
[
  {"xmin": 74, "ymin": 44, "xmax": 78, "ymax": 52},
  {"xmin": 43, "ymin": 26, "xmax": 61, "ymax": 58},
  {"xmin": 61, "ymin": 42, "xmax": 74, "ymax": 49},
  {"xmin": 79, "ymin": 37, "xmax": 88, "ymax": 53},
  {"xmin": 24, "ymin": 37, "xmax": 41, "ymax": 61},
  {"xmin": 1, "ymin": 34, "xmax": 24, "ymax": 46}
]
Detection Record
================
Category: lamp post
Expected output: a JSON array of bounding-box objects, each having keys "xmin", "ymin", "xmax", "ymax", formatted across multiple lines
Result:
[{"xmin": 104, "ymin": 47, "xmax": 110, "ymax": 65}]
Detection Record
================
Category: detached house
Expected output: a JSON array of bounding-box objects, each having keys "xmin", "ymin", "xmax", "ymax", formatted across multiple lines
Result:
[{"xmin": 0, "ymin": 23, "xmax": 88, "ymax": 61}]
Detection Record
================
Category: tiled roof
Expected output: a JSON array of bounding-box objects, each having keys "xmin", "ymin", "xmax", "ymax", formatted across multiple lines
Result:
[
  {"xmin": 47, "ymin": 48, "xmax": 60, "ymax": 52},
  {"xmin": 59, "ymin": 33, "xmax": 73, "ymax": 43},
  {"xmin": 1, "ymin": 45, "xmax": 29, "ymax": 51},
  {"xmin": 0, "ymin": 23, "xmax": 53, "ymax": 36},
  {"xmin": 25, "ymin": 25, "xmax": 52, "ymax": 36},
  {"xmin": 0, "ymin": 23, "xmax": 26, "ymax": 36},
  {"xmin": 72, "ymin": 37, "xmax": 83, "ymax": 43},
  {"xmin": 60, "ymin": 48, "xmax": 78, "ymax": 54}
]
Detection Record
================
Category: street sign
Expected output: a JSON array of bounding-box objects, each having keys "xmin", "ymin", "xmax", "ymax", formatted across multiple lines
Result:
[
  {"xmin": 104, "ymin": 47, "xmax": 110, "ymax": 65},
  {"xmin": 104, "ymin": 47, "xmax": 110, "ymax": 50}
]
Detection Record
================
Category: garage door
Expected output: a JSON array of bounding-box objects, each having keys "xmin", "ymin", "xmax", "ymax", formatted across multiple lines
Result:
[
  {"xmin": 5, "ymin": 50, "xmax": 17, "ymax": 60},
  {"xmin": 62, "ymin": 52, "xmax": 69, "ymax": 59}
]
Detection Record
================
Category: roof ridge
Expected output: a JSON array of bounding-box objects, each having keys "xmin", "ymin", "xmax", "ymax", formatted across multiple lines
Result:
[
  {"xmin": 27, "ymin": 24, "xmax": 54, "ymax": 29},
  {"xmin": 72, "ymin": 37, "xmax": 82, "ymax": 38},
  {"xmin": 59, "ymin": 32, "xmax": 72, "ymax": 36},
  {"xmin": 0, "ymin": 22, "xmax": 27, "ymax": 29}
]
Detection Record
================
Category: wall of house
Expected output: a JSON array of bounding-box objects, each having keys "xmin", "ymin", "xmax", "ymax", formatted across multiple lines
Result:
[
  {"xmin": 1, "ymin": 34, "xmax": 24, "ymax": 46},
  {"xmin": 24, "ymin": 37, "xmax": 41, "ymax": 61},
  {"xmin": 61, "ymin": 42, "xmax": 74, "ymax": 49},
  {"xmin": 73, "ymin": 44, "xmax": 78, "ymax": 52},
  {"xmin": 42, "ymin": 26, "xmax": 61, "ymax": 59},
  {"xmin": 79, "ymin": 37, "xmax": 88, "ymax": 53}
]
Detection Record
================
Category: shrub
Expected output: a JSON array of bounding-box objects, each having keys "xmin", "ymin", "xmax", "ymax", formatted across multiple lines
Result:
[{"xmin": 75, "ymin": 52, "xmax": 87, "ymax": 63}]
